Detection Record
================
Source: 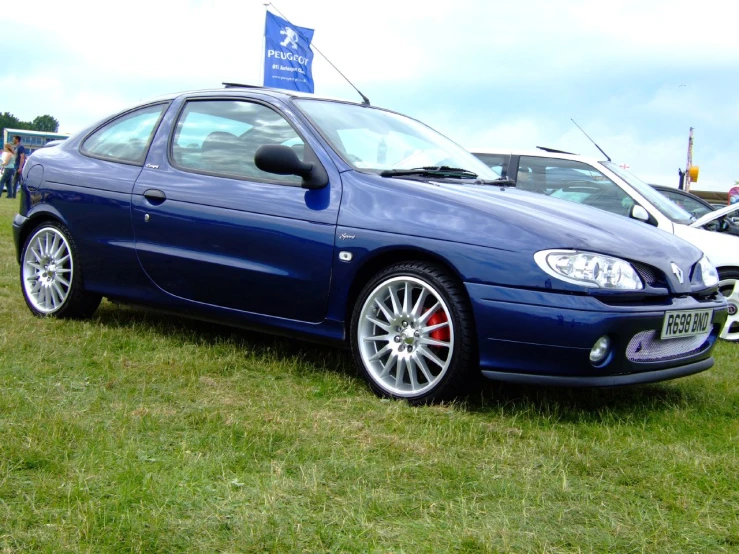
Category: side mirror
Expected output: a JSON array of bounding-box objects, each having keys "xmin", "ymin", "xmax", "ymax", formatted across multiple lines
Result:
[
  {"xmin": 705, "ymin": 217, "xmax": 729, "ymax": 233},
  {"xmin": 631, "ymin": 205, "xmax": 650, "ymax": 223},
  {"xmin": 254, "ymin": 144, "xmax": 328, "ymax": 189}
]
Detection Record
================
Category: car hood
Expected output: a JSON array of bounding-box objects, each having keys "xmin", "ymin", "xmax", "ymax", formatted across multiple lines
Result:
[
  {"xmin": 340, "ymin": 173, "xmax": 704, "ymax": 272},
  {"xmin": 673, "ymin": 222, "xmax": 739, "ymax": 269},
  {"xmin": 690, "ymin": 202, "xmax": 739, "ymax": 228},
  {"xmin": 452, "ymin": 184, "xmax": 699, "ymax": 261}
]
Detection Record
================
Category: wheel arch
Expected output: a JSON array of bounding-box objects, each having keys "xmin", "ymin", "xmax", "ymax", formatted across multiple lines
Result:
[
  {"xmin": 343, "ymin": 247, "xmax": 471, "ymax": 337},
  {"xmin": 716, "ymin": 266, "xmax": 739, "ymax": 277},
  {"xmin": 16, "ymin": 207, "xmax": 69, "ymax": 264}
]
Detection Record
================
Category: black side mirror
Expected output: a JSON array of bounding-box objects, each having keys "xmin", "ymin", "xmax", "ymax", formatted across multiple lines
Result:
[{"xmin": 254, "ymin": 144, "xmax": 328, "ymax": 189}]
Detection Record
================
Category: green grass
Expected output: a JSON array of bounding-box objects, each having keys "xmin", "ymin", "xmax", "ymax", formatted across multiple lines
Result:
[{"xmin": 1, "ymin": 199, "xmax": 738, "ymax": 553}]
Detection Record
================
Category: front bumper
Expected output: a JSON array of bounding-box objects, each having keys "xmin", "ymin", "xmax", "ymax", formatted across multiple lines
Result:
[{"xmin": 467, "ymin": 282, "xmax": 728, "ymax": 386}]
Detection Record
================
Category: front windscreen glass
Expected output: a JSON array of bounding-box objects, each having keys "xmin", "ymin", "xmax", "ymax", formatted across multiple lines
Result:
[
  {"xmin": 295, "ymin": 99, "xmax": 498, "ymax": 180},
  {"xmin": 602, "ymin": 161, "xmax": 693, "ymax": 224}
]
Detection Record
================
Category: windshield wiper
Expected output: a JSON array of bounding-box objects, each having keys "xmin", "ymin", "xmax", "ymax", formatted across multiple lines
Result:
[
  {"xmin": 472, "ymin": 177, "xmax": 516, "ymax": 187},
  {"xmin": 380, "ymin": 166, "xmax": 478, "ymax": 179}
]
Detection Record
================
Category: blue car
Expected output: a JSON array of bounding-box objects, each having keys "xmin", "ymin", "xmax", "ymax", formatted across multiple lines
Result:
[{"xmin": 13, "ymin": 85, "xmax": 728, "ymax": 402}]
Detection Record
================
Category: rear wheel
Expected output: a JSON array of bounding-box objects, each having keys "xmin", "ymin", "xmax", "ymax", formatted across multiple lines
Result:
[
  {"xmin": 718, "ymin": 269, "xmax": 739, "ymax": 341},
  {"xmin": 20, "ymin": 221, "xmax": 101, "ymax": 319},
  {"xmin": 350, "ymin": 261, "xmax": 476, "ymax": 403}
]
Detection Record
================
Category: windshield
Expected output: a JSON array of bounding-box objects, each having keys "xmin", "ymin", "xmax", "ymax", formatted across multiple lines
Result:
[
  {"xmin": 295, "ymin": 99, "xmax": 498, "ymax": 180},
  {"xmin": 601, "ymin": 162, "xmax": 694, "ymax": 224}
]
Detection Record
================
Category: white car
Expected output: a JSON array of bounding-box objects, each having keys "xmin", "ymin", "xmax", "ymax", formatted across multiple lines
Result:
[{"xmin": 470, "ymin": 148, "xmax": 739, "ymax": 342}]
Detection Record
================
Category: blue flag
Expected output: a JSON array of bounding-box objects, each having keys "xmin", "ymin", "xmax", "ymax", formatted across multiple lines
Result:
[{"xmin": 263, "ymin": 12, "xmax": 315, "ymax": 93}]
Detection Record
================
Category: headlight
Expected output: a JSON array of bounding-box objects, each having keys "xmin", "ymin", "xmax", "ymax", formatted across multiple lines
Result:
[
  {"xmin": 695, "ymin": 255, "xmax": 719, "ymax": 287},
  {"xmin": 534, "ymin": 250, "xmax": 644, "ymax": 290}
]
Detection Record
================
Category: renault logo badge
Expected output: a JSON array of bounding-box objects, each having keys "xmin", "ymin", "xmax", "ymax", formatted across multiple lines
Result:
[{"xmin": 671, "ymin": 263, "xmax": 684, "ymax": 284}]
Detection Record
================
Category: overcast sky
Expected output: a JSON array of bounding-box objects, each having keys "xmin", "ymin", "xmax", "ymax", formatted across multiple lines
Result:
[{"xmin": 2, "ymin": 0, "xmax": 737, "ymax": 191}]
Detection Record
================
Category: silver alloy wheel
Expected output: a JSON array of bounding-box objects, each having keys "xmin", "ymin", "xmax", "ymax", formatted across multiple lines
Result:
[
  {"xmin": 22, "ymin": 227, "xmax": 74, "ymax": 314},
  {"xmin": 719, "ymin": 277, "xmax": 739, "ymax": 341},
  {"xmin": 357, "ymin": 276, "xmax": 455, "ymax": 397}
]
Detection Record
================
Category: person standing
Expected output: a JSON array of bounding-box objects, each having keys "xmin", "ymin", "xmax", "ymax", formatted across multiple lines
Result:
[
  {"xmin": 11, "ymin": 135, "xmax": 26, "ymax": 199},
  {"xmin": 0, "ymin": 143, "xmax": 16, "ymax": 198}
]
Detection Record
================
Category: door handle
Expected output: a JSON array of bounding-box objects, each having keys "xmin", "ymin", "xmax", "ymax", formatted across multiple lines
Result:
[{"xmin": 143, "ymin": 189, "xmax": 166, "ymax": 205}]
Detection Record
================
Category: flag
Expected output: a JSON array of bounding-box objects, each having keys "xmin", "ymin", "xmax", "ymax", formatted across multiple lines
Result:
[{"xmin": 263, "ymin": 12, "xmax": 315, "ymax": 93}]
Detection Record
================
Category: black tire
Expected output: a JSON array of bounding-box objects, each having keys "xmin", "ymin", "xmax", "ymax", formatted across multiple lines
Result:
[
  {"xmin": 718, "ymin": 269, "xmax": 739, "ymax": 341},
  {"xmin": 350, "ymin": 261, "xmax": 477, "ymax": 403},
  {"xmin": 20, "ymin": 221, "xmax": 102, "ymax": 319}
]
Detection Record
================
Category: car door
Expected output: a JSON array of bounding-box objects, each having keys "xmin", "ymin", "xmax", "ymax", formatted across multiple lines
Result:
[{"xmin": 131, "ymin": 96, "xmax": 341, "ymax": 323}]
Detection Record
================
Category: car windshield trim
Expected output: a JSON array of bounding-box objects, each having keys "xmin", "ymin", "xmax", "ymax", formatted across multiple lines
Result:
[
  {"xmin": 601, "ymin": 162, "xmax": 694, "ymax": 224},
  {"xmin": 293, "ymin": 98, "xmax": 499, "ymax": 181}
]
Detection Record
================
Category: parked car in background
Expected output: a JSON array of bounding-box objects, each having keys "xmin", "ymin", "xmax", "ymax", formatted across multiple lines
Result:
[
  {"xmin": 43, "ymin": 139, "xmax": 66, "ymax": 148},
  {"xmin": 650, "ymin": 185, "xmax": 739, "ymax": 236},
  {"xmin": 11, "ymin": 87, "xmax": 729, "ymax": 402},
  {"xmin": 471, "ymin": 148, "xmax": 739, "ymax": 342}
]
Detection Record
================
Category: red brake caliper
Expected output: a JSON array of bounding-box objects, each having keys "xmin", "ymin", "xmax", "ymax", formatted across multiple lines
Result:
[{"xmin": 426, "ymin": 310, "xmax": 450, "ymax": 343}]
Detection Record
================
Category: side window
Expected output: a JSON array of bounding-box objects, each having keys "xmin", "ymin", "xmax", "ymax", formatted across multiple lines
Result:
[
  {"xmin": 81, "ymin": 104, "xmax": 167, "ymax": 164},
  {"xmin": 519, "ymin": 156, "xmax": 635, "ymax": 217},
  {"xmin": 473, "ymin": 153, "xmax": 510, "ymax": 178},
  {"xmin": 660, "ymin": 190, "xmax": 711, "ymax": 218},
  {"xmin": 172, "ymin": 99, "xmax": 304, "ymax": 184}
]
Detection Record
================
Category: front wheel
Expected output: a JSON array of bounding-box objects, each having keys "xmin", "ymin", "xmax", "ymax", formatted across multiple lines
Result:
[
  {"xmin": 350, "ymin": 261, "xmax": 476, "ymax": 403},
  {"xmin": 718, "ymin": 270, "xmax": 739, "ymax": 341},
  {"xmin": 20, "ymin": 221, "xmax": 101, "ymax": 319}
]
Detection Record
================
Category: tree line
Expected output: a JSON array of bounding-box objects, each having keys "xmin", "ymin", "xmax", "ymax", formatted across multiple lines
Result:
[{"xmin": 1, "ymin": 112, "xmax": 60, "ymax": 140}]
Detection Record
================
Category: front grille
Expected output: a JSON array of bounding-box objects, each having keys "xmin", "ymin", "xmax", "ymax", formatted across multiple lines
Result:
[
  {"xmin": 632, "ymin": 262, "xmax": 667, "ymax": 288},
  {"xmin": 626, "ymin": 330, "xmax": 710, "ymax": 362}
]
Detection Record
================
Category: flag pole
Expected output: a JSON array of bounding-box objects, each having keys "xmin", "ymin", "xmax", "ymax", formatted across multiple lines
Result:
[
  {"xmin": 266, "ymin": 2, "xmax": 370, "ymax": 104},
  {"xmin": 260, "ymin": 3, "xmax": 269, "ymax": 86}
]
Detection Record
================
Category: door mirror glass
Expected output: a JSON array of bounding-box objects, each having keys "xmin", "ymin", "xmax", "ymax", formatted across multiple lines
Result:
[{"xmin": 631, "ymin": 204, "xmax": 650, "ymax": 222}]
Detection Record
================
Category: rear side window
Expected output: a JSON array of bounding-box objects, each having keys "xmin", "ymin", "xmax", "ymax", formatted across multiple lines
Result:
[
  {"xmin": 171, "ymin": 99, "xmax": 304, "ymax": 185},
  {"xmin": 519, "ymin": 156, "xmax": 635, "ymax": 217},
  {"xmin": 81, "ymin": 104, "xmax": 167, "ymax": 165}
]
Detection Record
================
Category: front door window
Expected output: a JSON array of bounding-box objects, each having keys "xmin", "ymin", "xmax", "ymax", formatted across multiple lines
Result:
[{"xmin": 171, "ymin": 99, "xmax": 304, "ymax": 185}]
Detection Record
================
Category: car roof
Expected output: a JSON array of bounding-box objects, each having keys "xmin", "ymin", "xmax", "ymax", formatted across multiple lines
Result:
[
  {"xmin": 139, "ymin": 83, "xmax": 366, "ymax": 107},
  {"xmin": 652, "ymin": 184, "xmax": 692, "ymax": 194},
  {"xmin": 470, "ymin": 148, "xmax": 607, "ymax": 165},
  {"xmin": 651, "ymin": 185, "xmax": 712, "ymax": 202}
]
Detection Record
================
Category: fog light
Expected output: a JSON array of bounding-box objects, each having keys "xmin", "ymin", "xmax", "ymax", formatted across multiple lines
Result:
[{"xmin": 590, "ymin": 335, "xmax": 611, "ymax": 364}]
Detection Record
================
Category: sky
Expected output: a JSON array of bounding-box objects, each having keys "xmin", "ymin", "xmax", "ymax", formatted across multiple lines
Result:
[{"xmin": 1, "ymin": 0, "xmax": 737, "ymax": 192}]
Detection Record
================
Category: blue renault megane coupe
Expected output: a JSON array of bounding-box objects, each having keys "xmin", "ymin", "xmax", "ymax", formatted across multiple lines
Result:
[{"xmin": 13, "ymin": 84, "xmax": 728, "ymax": 402}]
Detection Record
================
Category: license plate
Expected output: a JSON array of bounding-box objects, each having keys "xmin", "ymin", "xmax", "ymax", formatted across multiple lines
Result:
[{"xmin": 661, "ymin": 309, "xmax": 713, "ymax": 339}]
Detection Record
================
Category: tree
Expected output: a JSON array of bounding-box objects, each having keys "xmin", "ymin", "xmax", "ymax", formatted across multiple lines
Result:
[
  {"xmin": 0, "ymin": 112, "xmax": 60, "ymax": 142},
  {"xmin": 0, "ymin": 112, "xmax": 25, "ymax": 141},
  {"xmin": 31, "ymin": 115, "xmax": 59, "ymax": 133}
]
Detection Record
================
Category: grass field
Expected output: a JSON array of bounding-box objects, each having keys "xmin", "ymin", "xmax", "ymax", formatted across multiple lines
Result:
[{"xmin": 1, "ymin": 199, "xmax": 737, "ymax": 553}]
